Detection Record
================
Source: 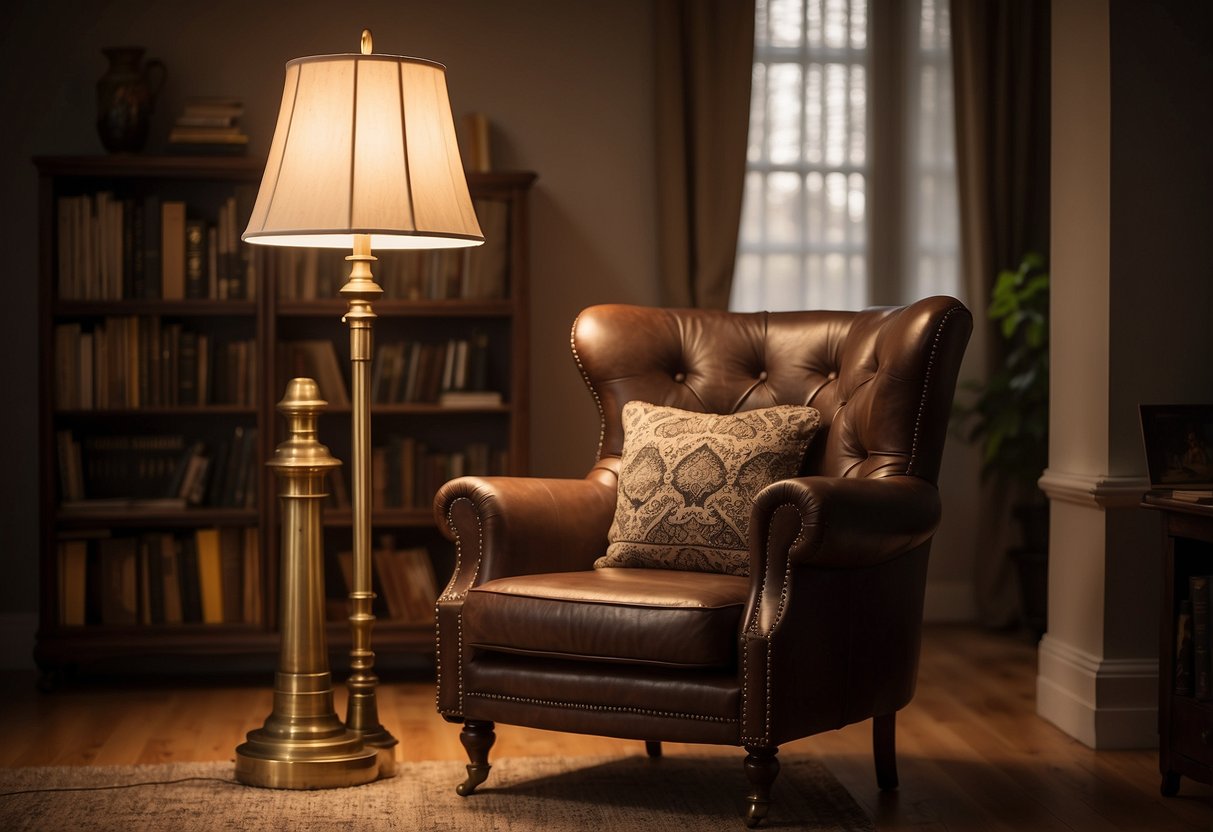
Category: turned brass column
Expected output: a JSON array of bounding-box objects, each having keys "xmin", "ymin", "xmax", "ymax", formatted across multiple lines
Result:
[
  {"xmin": 235, "ymin": 378, "xmax": 379, "ymax": 789},
  {"xmin": 340, "ymin": 233, "xmax": 399, "ymax": 773}
]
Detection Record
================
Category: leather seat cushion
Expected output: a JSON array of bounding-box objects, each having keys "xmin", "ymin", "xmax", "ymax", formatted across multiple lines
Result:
[{"xmin": 463, "ymin": 568, "xmax": 749, "ymax": 669}]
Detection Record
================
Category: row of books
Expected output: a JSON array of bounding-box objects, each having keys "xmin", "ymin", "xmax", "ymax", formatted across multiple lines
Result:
[
  {"xmin": 54, "ymin": 317, "xmax": 256, "ymax": 410},
  {"xmin": 278, "ymin": 337, "xmax": 503, "ymax": 409},
  {"xmin": 271, "ymin": 198, "xmax": 509, "ymax": 301},
  {"xmin": 56, "ymin": 188, "xmax": 256, "ymax": 301},
  {"xmin": 327, "ymin": 540, "xmax": 438, "ymax": 625},
  {"xmin": 367, "ymin": 437, "xmax": 507, "ymax": 511},
  {"xmin": 1178, "ymin": 575, "xmax": 1213, "ymax": 699},
  {"xmin": 57, "ymin": 527, "xmax": 261, "ymax": 627},
  {"xmin": 57, "ymin": 426, "xmax": 259, "ymax": 510},
  {"xmin": 371, "ymin": 333, "xmax": 497, "ymax": 405}
]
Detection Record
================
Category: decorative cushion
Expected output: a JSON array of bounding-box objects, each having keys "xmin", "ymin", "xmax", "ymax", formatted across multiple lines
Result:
[{"xmin": 595, "ymin": 402, "xmax": 821, "ymax": 576}]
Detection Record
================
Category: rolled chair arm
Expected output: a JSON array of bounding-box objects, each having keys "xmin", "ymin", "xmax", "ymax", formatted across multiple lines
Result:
[
  {"xmin": 755, "ymin": 475, "xmax": 941, "ymax": 570},
  {"xmin": 434, "ymin": 473, "xmax": 618, "ymax": 598},
  {"xmin": 744, "ymin": 475, "xmax": 940, "ymax": 635},
  {"xmin": 740, "ymin": 475, "xmax": 942, "ymax": 745}
]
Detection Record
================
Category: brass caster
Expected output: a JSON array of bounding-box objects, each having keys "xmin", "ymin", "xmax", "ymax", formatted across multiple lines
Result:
[
  {"xmin": 456, "ymin": 763, "xmax": 490, "ymax": 796},
  {"xmin": 743, "ymin": 800, "xmax": 770, "ymax": 828}
]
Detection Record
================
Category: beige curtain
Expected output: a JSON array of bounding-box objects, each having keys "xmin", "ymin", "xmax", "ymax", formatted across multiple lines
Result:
[
  {"xmin": 655, "ymin": 0, "xmax": 756, "ymax": 309},
  {"xmin": 951, "ymin": 0, "xmax": 1051, "ymax": 627}
]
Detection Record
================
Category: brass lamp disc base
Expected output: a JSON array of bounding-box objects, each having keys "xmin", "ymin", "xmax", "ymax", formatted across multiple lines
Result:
[
  {"xmin": 360, "ymin": 730, "xmax": 400, "ymax": 778},
  {"xmin": 235, "ymin": 730, "xmax": 380, "ymax": 789}
]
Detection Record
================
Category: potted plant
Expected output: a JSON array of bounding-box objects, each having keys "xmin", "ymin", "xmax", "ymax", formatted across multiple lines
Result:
[{"xmin": 955, "ymin": 252, "xmax": 1050, "ymax": 634}]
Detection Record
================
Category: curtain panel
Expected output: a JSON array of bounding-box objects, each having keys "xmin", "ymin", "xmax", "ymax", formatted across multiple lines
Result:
[
  {"xmin": 655, "ymin": 0, "xmax": 756, "ymax": 309},
  {"xmin": 950, "ymin": 0, "xmax": 1051, "ymax": 627}
]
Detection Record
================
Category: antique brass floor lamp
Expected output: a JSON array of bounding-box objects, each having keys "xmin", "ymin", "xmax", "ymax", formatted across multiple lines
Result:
[
  {"xmin": 240, "ymin": 30, "xmax": 484, "ymax": 785},
  {"xmin": 235, "ymin": 380, "xmax": 379, "ymax": 788}
]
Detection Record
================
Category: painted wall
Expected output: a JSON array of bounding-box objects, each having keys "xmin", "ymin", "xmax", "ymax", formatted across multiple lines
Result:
[{"xmin": 0, "ymin": 1, "xmax": 984, "ymax": 667}]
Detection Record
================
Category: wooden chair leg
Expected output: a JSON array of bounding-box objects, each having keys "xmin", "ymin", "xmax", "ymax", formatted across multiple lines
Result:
[
  {"xmin": 873, "ymin": 712, "xmax": 899, "ymax": 790},
  {"xmin": 456, "ymin": 720, "xmax": 495, "ymax": 796},
  {"xmin": 742, "ymin": 745, "xmax": 780, "ymax": 828},
  {"xmin": 645, "ymin": 741, "xmax": 662, "ymax": 758}
]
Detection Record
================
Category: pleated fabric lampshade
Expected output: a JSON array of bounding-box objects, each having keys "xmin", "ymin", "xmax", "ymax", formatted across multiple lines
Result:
[{"xmin": 243, "ymin": 50, "xmax": 483, "ymax": 251}]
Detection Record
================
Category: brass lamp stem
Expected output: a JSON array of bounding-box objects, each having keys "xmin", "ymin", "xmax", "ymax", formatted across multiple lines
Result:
[
  {"xmin": 235, "ymin": 379, "xmax": 379, "ymax": 788},
  {"xmin": 340, "ymin": 233, "xmax": 399, "ymax": 773}
]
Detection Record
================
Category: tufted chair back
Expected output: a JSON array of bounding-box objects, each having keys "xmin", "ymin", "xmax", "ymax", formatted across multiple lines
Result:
[{"xmin": 571, "ymin": 295, "xmax": 970, "ymax": 485}]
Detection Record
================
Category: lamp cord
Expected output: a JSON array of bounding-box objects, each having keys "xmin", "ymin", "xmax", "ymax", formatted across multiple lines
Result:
[{"xmin": 0, "ymin": 776, "xmax": 241, "ymax": 798}]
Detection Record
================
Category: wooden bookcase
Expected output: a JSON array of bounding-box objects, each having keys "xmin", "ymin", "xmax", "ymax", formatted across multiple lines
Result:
[
  {"xmin": 1143, "ymin": 494, "xmax": 1213, "ymax": 796},
  {"xmin": 33, "ymin": 155, "xmax": 534, "ymax": 682}
]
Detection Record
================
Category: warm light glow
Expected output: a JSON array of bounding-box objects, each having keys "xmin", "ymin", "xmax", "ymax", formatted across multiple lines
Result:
[{"xmin": 243, "ymin": 52, "xmax": 483, "ymax": 250}]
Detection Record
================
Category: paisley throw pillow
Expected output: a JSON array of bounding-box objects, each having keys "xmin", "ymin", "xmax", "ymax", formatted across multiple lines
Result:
[{"xmin": 595, "ymin": 401, "xmax": 820, "ymax": 576}]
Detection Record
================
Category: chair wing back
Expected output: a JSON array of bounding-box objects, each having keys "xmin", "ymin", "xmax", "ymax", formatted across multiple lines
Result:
[{"xmin": 571, "ymin": 296, "xmax": 972, "ymax": 484}]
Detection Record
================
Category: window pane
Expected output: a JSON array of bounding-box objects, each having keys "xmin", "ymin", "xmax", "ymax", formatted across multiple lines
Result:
[
  {"xmin": 850, "ymin": 0, "xmax": 867, "ymax": 48},
  {"xmin": 733, "ymin": 254, "xmax": 764, "ymax": 312},
  {"xmin": 848, "ymin": 65, "xmax": 866, "ymax": 165},
  {"xmin": 824, "ymin": 63, "xmax": 848, "ymax": 166},
  {"xmin": 803, "ymin": 63, "xmax": 822, "ymax": 164},
  {"xmin": 824, "ymin": 171, "xmax": 848, "ymax": 244},
  {"xmin": 765, "ymin": 172, "xmax": 802, "ymax": 245},
  {"xmin": 767, "ymin": 63, "xmax": 803, "ymax": 164},
  {"xmin": 734, "ymin": 0, "xmax": 884, "ymax": 314},
  {"xmin": 848, "ymin": 172, "xmax": 865, "ymax": 245},
  {"xmin": 765, "ymin": 254, "xmax": 802, "ymax": 309},
  {"xmin": 805, "ymin": 171, "xmax": 824, "ymax": 246},
  {"xmin": 768, "ymin": 0, "xmax": 803, "ymax": 48},
  {"xmin": 906, "ymin": 0, "xmax": 959, "ymax": 303},
  {"xmin": 755, "ymin": 0, "xmax": 770, "ymax": 47},
  {"xmin": 807, "ymin": 0, "xmax": 823, "ymax": 48},
  {"xmin": 825, "ymin": 0, "xmax": 848, "ymax": 49}
]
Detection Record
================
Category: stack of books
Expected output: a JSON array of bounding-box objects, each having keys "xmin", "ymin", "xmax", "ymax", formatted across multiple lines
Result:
[{"xmin": 169, "ymin": 97, "xmax": 249, "ymax": 155}]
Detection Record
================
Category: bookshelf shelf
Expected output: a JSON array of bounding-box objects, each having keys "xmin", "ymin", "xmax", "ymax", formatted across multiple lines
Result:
[
  {"xmin": 54, "ymin": 300, "xmax": 258, "ymax": 316},
  {"xmin": 35, "ymin": 156, "xmax": 534, "ymax": 679},
  {"xmin": 56, "ymin": 507, "xmax": 260, "ymax": 528},
  {"xmin": 55, "ymin": 406, "xmax": 259, "ymax": 417},
  {"xmin": 276, "ymin": 299, "xmax": 513, "ymax": 318}
]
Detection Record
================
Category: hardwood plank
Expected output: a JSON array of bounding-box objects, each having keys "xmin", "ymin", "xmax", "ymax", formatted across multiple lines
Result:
[{"xmin": 2, "ymin": 625, "xmax": 1210, "ymax": 832}]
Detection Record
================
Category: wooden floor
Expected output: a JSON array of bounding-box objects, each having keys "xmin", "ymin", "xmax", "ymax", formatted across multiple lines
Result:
[{"xmin": 2, "ymin": 625, "xmax": 1209, "ymax": 831}]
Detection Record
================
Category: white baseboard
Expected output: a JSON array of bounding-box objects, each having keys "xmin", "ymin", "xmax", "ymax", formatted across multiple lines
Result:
[
  {"xmin": 923, "ymin": 580, "xmax": 977, "ymax": 622},
  {"xmin": 0, "ymin": 612, "xmax": 37, "ymax": 670},
  {"xmin": 1036, "ymin": 633, "xmax": 1158, "ymax": 749}
]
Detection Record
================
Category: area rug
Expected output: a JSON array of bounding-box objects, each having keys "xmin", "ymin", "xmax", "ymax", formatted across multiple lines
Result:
[{"xmin": 0, "ymin": 754, "xmax": 873, "ymax": 831}]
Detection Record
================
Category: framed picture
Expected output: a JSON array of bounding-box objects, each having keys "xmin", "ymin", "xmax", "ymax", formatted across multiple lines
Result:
[{"xmin": 1139, "ymin": 404, "xmax": 1213, "ymax": 488}]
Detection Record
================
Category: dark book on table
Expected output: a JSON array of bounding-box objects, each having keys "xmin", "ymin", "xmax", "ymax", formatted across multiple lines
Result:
[
  {"xmin": 1175, "ymin": 599, "xmax": 1194, "ymax": 696},
  {"xmin": 1191, "ymin": 576, "xmax": 1212, "ymax": 700}
]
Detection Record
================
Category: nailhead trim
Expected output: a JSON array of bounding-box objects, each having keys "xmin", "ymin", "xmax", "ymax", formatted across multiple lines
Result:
[
  {"xmin": 907, "ymin": 303, "xmax": 964, "ymax": 477},
  {"xmin": 742, "ymin": 503, "xmax": 803, "ymax": 746},
  {"xmin": 570, "ymin": 314, "xmax": 608, "ymax": 461},
  {"xmin": 435, "ymin": 497, "xmax": 484, "ymax": 716},
  {"xmin": 468, "ymin": 691, "xmax": 738, "ymax": 724}
]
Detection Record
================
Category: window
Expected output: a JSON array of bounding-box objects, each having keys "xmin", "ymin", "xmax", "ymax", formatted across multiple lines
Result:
[{"xmin": 731, "ymin": 0, "xmax": 959, "ymax": 312}]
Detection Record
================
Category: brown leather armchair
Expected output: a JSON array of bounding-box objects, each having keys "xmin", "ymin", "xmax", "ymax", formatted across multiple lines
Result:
[{"xmin": 433, "ymin": 297, "xmax": 972, "ymax": 826}]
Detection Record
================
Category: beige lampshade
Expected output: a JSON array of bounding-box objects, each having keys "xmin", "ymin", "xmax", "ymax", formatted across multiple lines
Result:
[{"xmin": 243, "ymin": 52, "xmax": 483, "ymax": 250}]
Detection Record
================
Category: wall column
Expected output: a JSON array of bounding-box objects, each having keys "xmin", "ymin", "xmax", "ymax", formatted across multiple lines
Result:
[{"xmin": 1038, "ymin": 0, "xmax": 1213, "ymax": 749}]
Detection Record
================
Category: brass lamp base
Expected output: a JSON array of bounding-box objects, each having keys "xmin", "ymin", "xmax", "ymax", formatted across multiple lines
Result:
[{"xmin": 235, "ymin": 671, "xmax": 380, "ymax": 789}]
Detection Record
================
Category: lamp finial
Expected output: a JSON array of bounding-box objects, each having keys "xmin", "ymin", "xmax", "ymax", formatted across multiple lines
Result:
[{"xmin": 361, "ymin": 29, "xmax": 373, "ymax": 55}]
